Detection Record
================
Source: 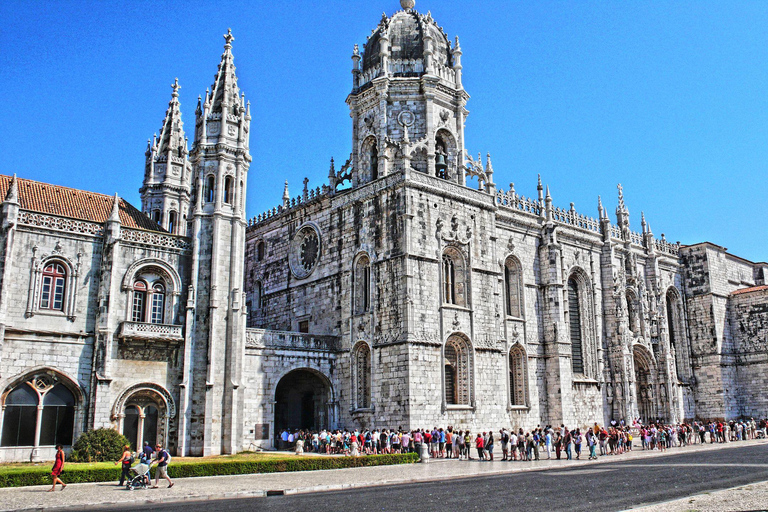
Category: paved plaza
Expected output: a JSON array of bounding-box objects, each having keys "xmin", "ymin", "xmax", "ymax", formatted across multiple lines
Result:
[{"xmin": 3, "ymin": 438, "xmax": 767, "ymax": 512}]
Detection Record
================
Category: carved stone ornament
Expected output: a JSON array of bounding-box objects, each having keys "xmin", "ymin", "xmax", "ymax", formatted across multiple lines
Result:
[
  {"xmin": 289, "ymin": 223, "xmax": 322, "ymax": 279},
  {"xmin": 439, "ymin": 215, "xmax": 472, "ymax": 245},
  {"xmin": 207, "ymin": 122, "xmax": 220, "ymax": 136},
  {"xmin": 397, "ymin": 110, "xmax": 415, "ymax": 127}
]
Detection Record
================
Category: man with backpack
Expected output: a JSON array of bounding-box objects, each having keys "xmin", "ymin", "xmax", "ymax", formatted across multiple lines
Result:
[{"xmin": 152, "ymin": 443, "xmax": 174, "ymax": 489}]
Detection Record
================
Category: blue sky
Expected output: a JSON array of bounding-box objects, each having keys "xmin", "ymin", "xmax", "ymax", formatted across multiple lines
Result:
[{"xmin": 1, "ymin": 0, "xmax": 767, "ymax": 261}]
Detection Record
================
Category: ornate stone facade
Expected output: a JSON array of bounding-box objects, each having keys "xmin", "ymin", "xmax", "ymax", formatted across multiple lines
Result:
[{"xmin": 1, "ymin": 1, "xmax": 767, "ymax": 462}]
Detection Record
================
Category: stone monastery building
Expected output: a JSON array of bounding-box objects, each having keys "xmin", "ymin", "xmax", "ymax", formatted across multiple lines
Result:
[{"xmin": 1, "ymin": 0, "xmax": 767, "ymax": 461}]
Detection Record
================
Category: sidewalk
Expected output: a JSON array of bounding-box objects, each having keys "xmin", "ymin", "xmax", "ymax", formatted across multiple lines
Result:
[
  {"xmin": 4, "ymin": 438, "xmax": 765, "ymax": 512},
  {"xmin": 627, "ymin": 479, "xmax": 768, "ymax": 512}
]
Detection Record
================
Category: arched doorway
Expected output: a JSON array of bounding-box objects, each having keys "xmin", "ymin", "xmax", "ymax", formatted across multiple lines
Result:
[
  {"xmin": 113, "ymin": 384, "xmax": 174, "ymax": 452},
  {"xmin": 633, "ymin": 348, "xmax": 655, "ymax": 423},
  {"xmin": 274, "ymin": 370, "xmax": 331, "ymax": 441}
]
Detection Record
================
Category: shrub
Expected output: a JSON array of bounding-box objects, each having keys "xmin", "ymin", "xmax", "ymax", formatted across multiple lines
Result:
[
  {"xmin": 0, "ymin": 453, "xmax": 419, "ymax": 488},
  {"xmin": 69, "ymin": 428, "xmax": 131, "ymax": 463}
]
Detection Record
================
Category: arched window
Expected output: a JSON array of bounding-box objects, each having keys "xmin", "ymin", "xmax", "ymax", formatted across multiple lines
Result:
[
  {"xmin": 442, "ymin": 247, "xmax": 467, "ymax": 307},
  {"xmin": 1, "ymin": 374, "xmax": 77, "ymax": 448},
  {"xmin": 167, "ymin": 211, "xmax": 177, "ymax": 234},
  {"xmin": 444, "ymin": 335, "xmax": 473, "ymax": 406},
  {"xmin": 143, "ymin": 405, "xmax": 159, "ymax": 447},
  {"xmin": 205, "ymin": 175, "xmax": 215, "ymax": 203},
  {"xmin": 257, "ymin": 241, "xmax": 266, "ymax": 261},
  {"xmin": 132, "ymin": 280, "xmax": 147, "ymax": 322},
  {"xmin": 152, "ymin": 210, "xmax": 162, "ymax": 225},
  {"xmin": 567, "ymin": 277, "xmax": 585, "ymax": 375},
  {"xmin": 1, "ymin": 384, "xmax": 38, "ymax": 447},
  {"xmin": 40, "ymin": 262, "xmax": 67, "ymax": 311},
  {"xmin": 254, "ymin": 281, "xmax": 263, "ymax": 309},
  {"xmin": 150, "ymin": 283, "xmax": 165, "ymax": 324},
  {"xmin": 435, "ymin": 138, "xmax": 448, "ymax": 179},
  {"xmin": 509, "ymin": 345, "xmax": 527, "ymax": 407},
  {"xmin": 504, "ymin": 257, "xmax": 523, "ymax": 318},
  {"xmin": 131, "ymin": 274, "xmax": 166, "ymax": 324},
  {"xmin": 224, "ymin": 176, "xmax": 233, "ymax": 204},
  {"xmin": 354, "ymin": 255, "xmax": 371, "ymax": 314},
  {"xmin": 40, "ymin": 384, "xmax": 75, "ymax": 446},
  {"xmin": 123, "ymin": 405, "xmax": 140, "ymax": 450},
  {"xmin": 353, "ymin": 342, "xmax": 372, "ymax": 409}
]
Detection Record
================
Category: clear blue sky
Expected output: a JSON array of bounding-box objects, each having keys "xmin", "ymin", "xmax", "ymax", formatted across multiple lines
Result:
[{"xmin": 2, "ymin": 1, "xmax": 767, "ymax": 261}]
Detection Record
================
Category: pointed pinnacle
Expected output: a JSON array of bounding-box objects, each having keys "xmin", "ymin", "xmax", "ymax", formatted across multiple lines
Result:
[
  {"xmin": 5, "ymin": 174, "xmax": 18, "ymax": 203},
  {"xmin": 537, "ymin": 174, "xmax": 543, "ymax": 190},
  {"xmin": 224, "ymin": 28, "xmax": 234, "ymax": 48},
  {"xmin": 109, "ymin": 193, "xmax": 121, "ymax": 223},
  {"xmin": 171, "ymin": 78, "xmax": 180, "ymax": 97}
]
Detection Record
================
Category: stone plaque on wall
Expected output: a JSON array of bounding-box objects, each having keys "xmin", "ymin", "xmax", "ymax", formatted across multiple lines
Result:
[{"xmin": 254, "ymin": 423, "xmax": 270, "ymax": 440}]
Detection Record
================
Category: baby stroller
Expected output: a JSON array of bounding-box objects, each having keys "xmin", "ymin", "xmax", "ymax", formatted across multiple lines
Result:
[{"xmin": 126, "ymin": 461, "xmax": 151, "ymax": 490}]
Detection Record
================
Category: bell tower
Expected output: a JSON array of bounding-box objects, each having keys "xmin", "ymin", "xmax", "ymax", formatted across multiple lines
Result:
[
  {"xmin": 181, "ymin": 28, "xmax": 251, "ymax": 456},
  {"xmin": 141, "ymin": 79, "xmax": 192, "ymax": 234},
  {"xmin": 346, "ymin": 0, "xmax": 468, "ymax": 188}
]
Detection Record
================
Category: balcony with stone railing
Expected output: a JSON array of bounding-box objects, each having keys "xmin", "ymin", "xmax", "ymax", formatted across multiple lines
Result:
[
  {"xmin": 118, "ymin": 321, "xmax": 183, "ymax": 343},
  {"xmin": 245, "ymin": 329, "xmax": 342, "ymax": 353}
]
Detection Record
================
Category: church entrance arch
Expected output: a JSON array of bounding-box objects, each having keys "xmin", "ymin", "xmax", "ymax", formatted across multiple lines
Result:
[
  {"xmin": 274, "ymin": 369, "xmax": 332, "ymax": 444},
  {"xmin": 633, "ymin": 347, "xmax": 655, "ymax": 424}
]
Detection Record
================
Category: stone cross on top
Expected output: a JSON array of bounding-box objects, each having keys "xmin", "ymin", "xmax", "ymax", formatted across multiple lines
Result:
[{"xmin": 224, "ymin": 28, "xmax": 234, "ymax": 48}]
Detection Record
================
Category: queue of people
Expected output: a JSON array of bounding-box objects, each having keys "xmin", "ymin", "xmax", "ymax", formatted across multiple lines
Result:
[{"xmin": 278, "ymin": 417, "xmax": 768, "ymax": 461}]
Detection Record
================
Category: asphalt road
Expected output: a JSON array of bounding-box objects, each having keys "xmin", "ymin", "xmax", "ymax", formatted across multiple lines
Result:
[{"xmin": 84, "ymin": 443, "xmax": 768, "ymax": 512}]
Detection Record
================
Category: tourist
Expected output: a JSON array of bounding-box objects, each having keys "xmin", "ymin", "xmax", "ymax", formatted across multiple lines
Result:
[
  {"xmin": 464, "ymin": 430, "xmax": 473, "ymax": 460},
  {"xmin": 152, "ymin": 443, "xmax": 174, "ymax": 489},
  {"xmin": 554, "ymin": 431, "xmax": 562, "ymax": 460},
  {"xmin": 115, "ymin": 444, "xmax": 133, "ymax": 486},
  {"xmin": 564, "ymin": 428, "xmax": 572, "ymax": 460},
  {"xmin": 486, "ymin": 431, "xmax": 495, "ymax": 461},
  {"xmin": 49, "ymin": 445, "xmax": 66, "ymax": 492},
  {"xmin": 475, "ymin": 433, "xmax": 485, "ymax": 460}
]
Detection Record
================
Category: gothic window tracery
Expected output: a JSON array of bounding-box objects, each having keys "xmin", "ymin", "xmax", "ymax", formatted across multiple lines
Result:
[
  {"xmin": 568, "ymin": 276, "xmax": 585, "ymax": 375},
  {"xmin": 444, "ymin": 335, "xmax": 473, "ymax": 406},
  {"xmin": 352, "ymin": 342, "xmax": 372, "ymax": 409},
  {"xmin": 354, "ymin": 254, "xmax": 371, "ymax": 315},
  {"xmin": 666, "ymin": 287, "xmax": 689, "ymax": 381},
  {"xmin": 509, "ymin": 344, "xmax": 528, "ymax": 407},
  {"xmin": 504, "ymin": 257, "xmax": 523, "ymax": 318},
  {"xmin": 442, "ymin": 247, "xmax": 467, "ymax": 307},
  {"xmin": 566, "ymin": 269, "xmax": 598, "ymax": 379},
  {"xmin": 1, "ymin": 373, "xmax": 77, "ymax": 448}
]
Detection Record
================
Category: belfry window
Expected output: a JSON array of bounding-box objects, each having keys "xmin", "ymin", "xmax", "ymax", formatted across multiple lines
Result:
[
  {"xmin": 370, "ymin": 146, "xmax": 379, "ymax": 180},
  {"xmin": 224, "ymin": 176, "xmax": 233, "ymax": 204},
  {"xmin": 435, "ymin": 139, "xmax": 448, "ymax": 179},
  {"xmin": 205, "ymin": 175, "xmax": 216, "ymax": 203},
  {"xmin": 40, "ymin": 262, "xmax": 66, "ymax": 311},
  {"xmin": 167, "ymin": 211, "xmax": 177, "ymax": 234},
  {"xmin": 442, "ymin": 247, "xmax": 467, "ymax": 307}
]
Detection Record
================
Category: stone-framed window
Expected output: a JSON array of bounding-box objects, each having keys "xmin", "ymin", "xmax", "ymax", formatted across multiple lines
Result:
[
  {"xmin": 40, "ymin": 261, "xmax": 67, "ymax": 311},
  {"xmin": 360, "ymin": 135, "xmax": 378, "ymax": 183},
  {"xmin": 130, "ymin": 274, "xmax": 167, "ymax": 324},
  {"xmin": 205, "ymin": 175, "xmax": 216, "ymax": 203},
  {"xmin": 566, "ymin": 268, "xmax": 597, "ymax": 378},
  {"xmin": 256, "ymin": 241, "xmax": 266, "ymax": 261},
  {"xmin": 353, "ymin": 254, "xmax": 371, "ymax": 315},
  {"xmin": 167, "ymin": 211, "xmax": 178, "ymax": 234},
  {"xmin": 442, "ymin": 247, "xmax": 467, "ymax": 307},
  {"xmin": 504, "ymin": 256, "xmax": 524, "ymax": 318},
  {"xmin": 352, "ymin": 341, "xmax": 372, "ymax": 410},
  {"xmin": 444, "ymin": 334, "xmax": 473, "ymax": 406},
  {"xmin": 0, "ymin": 371, "xmax": 80, "ymax": 449},
  {"xmin": 223, "ymin": 176, "xmax": 234, "ymax": 204},
  {"xmin": 27, "ymin": 254, "xmax": 80, "ymax": 321},
  {"xmin": 509, "ymin": 343, "xmax": 528, "ymax": 407}
]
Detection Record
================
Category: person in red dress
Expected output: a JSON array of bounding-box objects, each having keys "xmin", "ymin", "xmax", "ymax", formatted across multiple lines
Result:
[{"xmin": 49, "ymin": 445, "xmax": 67, "ymax": 492}]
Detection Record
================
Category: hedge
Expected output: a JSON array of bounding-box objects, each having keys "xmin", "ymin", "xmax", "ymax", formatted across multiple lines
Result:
[{"xmin": 0, "ymin": 453, "xmax": 419, "ymax": 488}]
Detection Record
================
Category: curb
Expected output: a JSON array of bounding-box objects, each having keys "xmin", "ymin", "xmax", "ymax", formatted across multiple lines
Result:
[{"xmin": 15, "ymin": 438, "xmax": 768, "ymax": 512}]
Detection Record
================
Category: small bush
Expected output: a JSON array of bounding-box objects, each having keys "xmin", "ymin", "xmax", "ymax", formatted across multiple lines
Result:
[
  {"xmin": 0, "ymin": 453, "xmax": 419, "ymax": 488},
  {"xmin": 69, "ymin": 428, "xmax": 131, "ymax": 463}
]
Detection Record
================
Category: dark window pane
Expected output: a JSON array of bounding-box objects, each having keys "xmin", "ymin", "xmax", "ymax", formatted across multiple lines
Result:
[
  {"xmin": 40, "ymin": 407, "xmax": 57, "ymax": 445},
  {"xmin": 43, "ymin": 384, "xmax": 75, "ymax": 406},
  {"xmin": 143, "ymin": 406, "xmax": 159, "ymax": 447},
  {"xmin": 1, "ymin": 406, "xmax": 37, "ymax": 446},
  {"xmin": 5, "ymin": 385, "xmax": 38, "ymax": 405},
  {"xmin": 124, "ymin": 407, "xmax": 140, "ymax": 450},
  {"xmin": 40, "ymin": 406, "xmax": 74, "ymax": 446},
  {"xmin": 568, "ymin": 279, "xmax": 584, "ymax": 374}
]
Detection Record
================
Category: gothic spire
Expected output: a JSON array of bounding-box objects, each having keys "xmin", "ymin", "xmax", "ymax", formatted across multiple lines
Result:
[
  {"xmin": 156, "ymin": 78, "xmax": 187, "ymax": 157},
  {"xmin": 108, "ymin": 193, "xmax": 121, "ymax": 223},
  {"xmin": 283, "ymin": 180, "xmax": 290, "ymax": 207},
  {"xmin": 209, "ymin": 28, "xmax": 242, "ymax": 115},
  {"xmin": 4, "ymin": 174, "xmax": 18, "ymax": 204}
]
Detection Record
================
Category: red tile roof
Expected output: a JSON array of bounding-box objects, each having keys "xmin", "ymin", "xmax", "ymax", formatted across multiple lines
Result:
[
  {"xmin": 731, "ymin": 285, "xmax": 768, "ymax": 296},
  {"xmin": 0, "ymin": 175, "xmax": 163, "ymax": 232}
]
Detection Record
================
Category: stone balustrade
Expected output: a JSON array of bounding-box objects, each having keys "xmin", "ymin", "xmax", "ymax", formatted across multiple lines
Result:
[
  {"xmin": 118, "ymin": 321, "xmax": 183, "ymax": 342},
  {"xmin": 246, "ymin": 328, "xmax": 342, "ymax": 352}
]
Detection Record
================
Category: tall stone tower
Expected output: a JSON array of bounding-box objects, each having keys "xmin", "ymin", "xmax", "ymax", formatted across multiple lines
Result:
[
  {"xmin": 347, "ymin": 0, "xmax": 468, "ymax": 186},
  {"xmin": 141, "ymin": 79, "xmax": 193, "ymax": 235},
  {"xmin": 182, "ymin": 29, "xmax": 251, "ymax": 456}
]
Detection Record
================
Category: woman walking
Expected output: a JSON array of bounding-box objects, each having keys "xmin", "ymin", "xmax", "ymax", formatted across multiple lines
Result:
[
  {"xmin": 115, "ymin": 444, "xmax": 133, "ymax": 486},
  {"xmin": 49, "ymin": 445, "xmax": 66, "ymax": 491}
]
